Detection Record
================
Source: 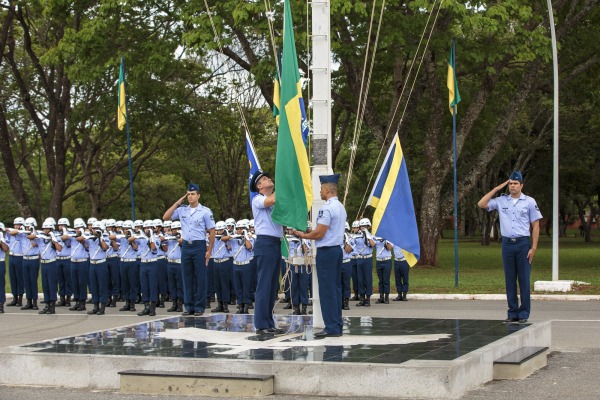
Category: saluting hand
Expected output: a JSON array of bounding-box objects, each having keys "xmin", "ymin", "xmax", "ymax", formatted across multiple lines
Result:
[{"xmin": 495, "ymin": 180, "xmax": 510, "ymax": 193}]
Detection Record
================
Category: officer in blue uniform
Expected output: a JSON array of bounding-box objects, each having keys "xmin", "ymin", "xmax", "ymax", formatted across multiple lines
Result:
[
  {"xmin": 286, "ymin": 228, "xmax": 311, "ymax": 315},
  {"xmin": 0, "ymin": 223, "xmax": 10, "ymax": 313},
  {"xmin": 55, "ymin": 218, "xmax": 73, "ymax": 307},
  {"xmin": 22, "ymin": 218, "xmax": 41, "ymax": 311},
  {"xmin": 341, "ymin": 222, "xmax": 354, "ymax": 310},
  {"xmin": 230, "ymin": 220, "xmax": 255, "ymax": 314},
  {"xmin": 374, "ymin": 236, "xmax": 393, "ymax": 304},
  {"xmin": 164, "ymin": 183, "xmax": 216, "ymax": 316},
  {"xmin": 210, "ymin": 221, "xmax": 232, "ymax": 313},
  {"xmin": 355, "ymin": 218, "xmax": 376, "ymax": 307},
  {"xmin": 6, "ymin": 218, "xmax": 27, "ymax": 307},
  {"xmin": 35, "ymin": 219, "xmax": 64, "ymax": 315},
  {"xmin": 165, "ymin": 221, "xmax": 184, "ymax": 312},
  {"xmin": 82, "ymin": 221, "xmax": 110, "ymax": 315},
  {"xmin": 250, "ymin": 170, "xmax": 285, "ymax": 335},
  {"xmin": 294, "ymin": 174, "xmax": 347, "ymax": 337},
  {"xmin": 104, "ymin": 219, "xmax": 121, "ymax": 307},
  {"xmin": 117, "ymin": 220, "xmax": 139, "ymax": 312},
  {"xmin": 137, "ymin": 220, "xmax": 162, "ymax": 317},
  {"xmin": 151, "ymin": 219, "xmax": 169, "ymax": 308},
  {"xmin": 392, "ymin": 244, "xmax": 410, "ymax": 301},
  {"xmin": 478, "ymin": 170, "xmax": 542, "ymax": 323},
  {"xmin": 349, "ymin": 221, "xmax": 360, "ymax": 301},
  {"xmin": 66, "ymin": 218, "xmax": 90, "ymax": 311}
]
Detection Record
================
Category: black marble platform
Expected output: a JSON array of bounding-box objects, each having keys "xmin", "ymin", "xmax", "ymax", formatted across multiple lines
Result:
[{"xmin": 23, "ymin": 315, "xmax": 530, "ymax": 364}]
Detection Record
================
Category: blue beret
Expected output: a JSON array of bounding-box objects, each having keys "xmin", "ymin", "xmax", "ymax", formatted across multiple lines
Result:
[
  {"xmin": 187, "ymin": 183, "xmax": 200, "ymax": 192},
  {"xmin": 319, "ymin": 174, "xmax": 340, "ymax": 184},
  {"xmin": 250, "ymin": 170, "xmax": 270, "ymax": 192},
  {"xmin": 509, "ymin": 171, "xmax": 523, "ymax": 182}
]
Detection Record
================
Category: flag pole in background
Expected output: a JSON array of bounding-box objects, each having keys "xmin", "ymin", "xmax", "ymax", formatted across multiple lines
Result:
[
  {"xmin": 118, "ymin": 56, "xmax": 136, "ymax": 221},
  {"xmin": 447, "ymin": 39, "xmax": 461, "ymax": 287}
]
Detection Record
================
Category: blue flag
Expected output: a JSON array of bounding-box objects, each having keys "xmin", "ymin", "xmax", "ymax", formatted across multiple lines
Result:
[
  {"xmin": 246, "ymin": 131, "xmax": 262, "ymax": 205},
  {"xmin": 368, "ymin": 134, "xmax": 420, "ymax": 266}
]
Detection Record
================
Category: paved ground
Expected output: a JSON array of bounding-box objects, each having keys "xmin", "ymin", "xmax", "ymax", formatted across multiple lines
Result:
[{"xmin": 1, "ymin": 297, "xmax": 599, "ymax": 399}]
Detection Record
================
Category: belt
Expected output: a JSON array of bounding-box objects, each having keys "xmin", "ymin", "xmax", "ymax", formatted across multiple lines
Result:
[
  {"xmin": 342, "ymin": 259, "xmax": 351, "ymax": 263},
  {"xmin": 395, "ymin": 258, "xmax": 406, "ymax": 263},
  {"xmin": 71, "ymin": 258, "xmax": 88, "ymax": 263},
  {"xmin": 503, "ymin": 236, "xmax": 529, "ymax": 243},
  {"xmin": 121, "ymin": 258, "xmax": 137, "ymax": 262},
  {"xmin": 167, "ymin": 259, "xmax": 181, "ymax": 264},
  {"xmin": 9, "ymin": 253, "xmax": 23, "ymax": 256},
  {"xmin": 377, "ymin": 257, "xmax": 392, "ymax": 261},
  {"xmin": 57, "ymin": 256, "xmax": 70, "ymax": 260},
  {"xmin": 214, "ymin": 258, "xmax": 229, "ymax": 264},
  {"xmin": 107, "ymin": 254, "xmax": 120, "ymax": 258},
  {"xmin": 157, "ymin": 255, "xmax": 166, "ymax": 260},
  {"xmin": 142, "ymin": 258, "xmax": 158, "ymax": 263},
  {"xmin": 90, "ymin": 259, "xmax": 106, "ymax": 264},
  {"xmin": 41, "ymin": 258, "xmax": 56, "ymax": 264},
  {"xmin": 183, "ymin": 240, "xmax": 204, "ymax": 245},
  {"xmin": 23, "ymin": 256, "xmax": 39, "ymax": 260},
  {"xmin": 233, "ymin": 260, "xmax": 251, "ymax": 266},
  {"xmin": 0, "ymin": 258, "xmax": 4, "ymax": 262},
  {"xmin": 357, "ymin": 255, "xmax": 372, "ymax": 259}
]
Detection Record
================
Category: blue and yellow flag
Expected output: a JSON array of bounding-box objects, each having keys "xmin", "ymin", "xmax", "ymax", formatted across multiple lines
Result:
[
  {"xmin": 271, "ymin": 0, "xmax": 313, "ymax": 230},
  {"xmin": 246, "ymin": 131, "xmax": 262, "ymax": 206},
  {"xmin": 447, "ymin": 43, "xmax": 461, "ymax": 115},
  {"xmin": 368, "ymin": 134, "xmax": 420, "ymax": 266},
  {"xmin": 117, "ymin": 57, "xmax": 127, "ymax": 131}
]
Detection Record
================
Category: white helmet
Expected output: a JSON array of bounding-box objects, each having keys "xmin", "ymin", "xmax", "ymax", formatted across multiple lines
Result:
[
  {"xmin": 345, "ymin": 222, "xmax": 350, "ymax": 231},
  {"xmin": 45, "ymin": 217, "xmax": 57, "ymax": 226},
  {"xmin": 87, "ymin": 217, "xmax": 97, "ymax": 225},
  {"xmin": 235, "ymin": 220, "xmax": 249, "ymax": 230},
  {"xmin": 73, "ymin": 218, "xmax": 86, "ymax": 229},
  {"xmin": 163, "ymin": 221, "xmax": 172, "ymax": 228},
  {"xmin": 115, "ymin": 220, "xmax": 124, "ymax": 228},
  {"xmin": 225, "ymin": 218, "xmax": 236, "ymax": 227},
  {"xmin": 42, "ymin": 219, "xmax": 55, "ymax": 229},
  {"xmin": 134, "ymin": 220, "xmax": 143, "ymax": 227},
  {"xmin": 13, "ymin": 217, "xmax": 25, "ymax": 225},
  {"xmin": 359, "ymin": 218, "xmax": 371, "ymax": 227},
  {"xmin": 352, "ymin": 221, "xmax": 360, "ymax": 228},
  {"xmin": 92, "ymin": 221, "xmax": 105, "ymax": 230},
  {"xmin": 152, "ymin": 219, "xmax": 163, "ymax": 228},
  {"xmin": 215, "ymin": 221, "xmax": 227, "ymax": 231},
  {"xmin": 143, "ymin": 220, "xmax": 153, "ymax": 228},
  {"xmin": 0, "ymin": 222, "xmax": 5, "ymax": 231},
  {"xmin": 105, "ymin": 219, "xmax": 116, "ymax": 227},
  {"xmin": 122, "ymin": 220, "xmax": 134, "ymax": 229},
  {"xmin": 249, "ymin": 219, "xmax": 254, "ymax": 227},
  {"xmin": 57, "ymin": 218, "xmax": 70, "ymax": 226},
  {"xmin": 171, "ymin": 221, "xmax": 181, "ymax": 229},
  {"xmin": 24, "ymin": 217, "xmax": 37, "ymax": 227}
]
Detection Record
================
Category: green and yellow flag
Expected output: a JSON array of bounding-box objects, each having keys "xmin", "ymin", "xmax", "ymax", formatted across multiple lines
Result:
[
  {"xmin": 271, "ymin": 0, "xmax": 313, "ymax": 230},
  {"xmin": 117, "ymin": 57, "xmax": 127, "ymax": 131},
  {"xmin": 447, "ymin": 43, "xmax": 461, "ymax": 115}
]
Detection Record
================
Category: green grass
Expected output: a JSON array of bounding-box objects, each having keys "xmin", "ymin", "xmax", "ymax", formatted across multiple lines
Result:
[{"xmin": 4, "ymin": 236, "xmax": 600, "ymax": 295}]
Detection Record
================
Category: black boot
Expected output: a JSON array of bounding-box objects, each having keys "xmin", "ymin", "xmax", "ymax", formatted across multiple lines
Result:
[
  {"xmin": 148, "ymin": 302, "xmax": 156, "ymax": 316},
  {"xmin": 136, "ymin": 294, "xmax": 142, "ymax": 304},
  {"xmin": 158, "ymin": 294, "xmax": 166, "ymax": 308},
  {"xmin": 137, "ymin": 302, "xmax": 150, "ymax": 316},
  {"xmin": 301, "ymin": 304, "xmax": 308, "ymax": 315},
  {"xmin": 105, "ymin": 296, "xmax": 112, "ymax": 308},
  {"xmin": 129, "ymin": 301, "xmax": 137, "ymax": 312},
  {"xmin": 7, "ymin": 296, "xmax": 17, "ymax": 306},
  {"xmin": 64, "ymin": 296, "xmax": 71, "ymax": 307},
  {"xmin": 0, "ymin": 303, "xmax": 4, "ymax": 313},
  {"xmin": 393, "ymin": 293, "xmax": 402, "ymax": 301},
  {"xmin": 167, "ymin": 300, "xmax": 178, "ymax": 312},
  {"xmin": 76, "ymin": 301, "xmax": 86, "ymax": 311},
  {"xmin": 283, "ymin": 299, "xmax": 292, "ymax": 310},
  {"xmin": 292, "ymin": 305, "xmax": 301, "ymax": 315},
  {"xmin": 402, "ymin": 292, "xmax": 408, "ymax": 301},
  {"xmin": 235, "ymin": 303, "xmax": 244, "ymax": 314},
  {"xmin": 86, "ymin": 297, "xmax": 92, "ymax": 304},
  {"xmin": 356, "ymin": 295, "xmax": 365, "ymax": 307},
  {"xmin": 21, "ymin": 298, "xmax": 33, "ymax": 310},
  {"xmin": 69, "ymin": 301, "xmax": 80, "ymax": 311},
  {"xmin": 56, "ymin": 295, "xmax": 66, "ymax": 307},
  {"xmin": 31, "ymin": 299, "xmax": 39, "ymax": 310},
  {"xmin": 376, "ymin": 294, "xmax": 384, "ymax": 304},
  {"xmin": 119, "ymin": 300, "xmax": 131, "ymax": 312},
  {"xmin": 176, "ymin": 299, "xmax": 183, "ymax": 312},
  {"xmin": 211, "ymin": 301, "xmax": 224, "ymax": 313},
  {"xmin": 97, "ymin": 303, "xmax": 106, "ymax": 315},
  {"xmin": 16, "ymin": 295, "xmax": 23, "ymax": 307},
  {"xmin": 87, "ymin": 303, "xmax": 99, "ymax": 315},
  {"xmin": 47, "ymin": 301, "xmax": 56, "ymax": 315},
  {"xmin": 342, "ymin": 298, "xmax": 350, "ymax": 310},
  {"xmin": 384, "ymin": 293, "xmax": 389, "ymax": 304},
  {"xmin": 350, "ymin": 292, "xmax": 359, "ymax": 301},
  {"xmin": 229, "ymin": 295, "xmax": 236, "ymax": 305},
  {"xmin": 110, "ymin": 295, "xmax": 118, "ymax": 307},
  {"xmin": 222, "ymin": 303, "xmax": 229, "ymax": 313},
  {"xmin": 210, "ymin": 293, "xmax": 216, "ymax": 303},
  {"xmin": 364, "ymin": 296, "xmax": 371, "ymax": 307},
  {"xmin": 242, "ymin": 304, "xmax": 249, "ymax": 314},
  {"xmin": 38, "ymin": 302, "xmax": 50, "ymax": 314}
]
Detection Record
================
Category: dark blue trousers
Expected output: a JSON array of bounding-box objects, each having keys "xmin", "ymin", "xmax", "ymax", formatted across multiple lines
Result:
[
  {"xmin": 350, "ymin": 258, "xmax": 358, "ymax": 294},
  {"xmin": 167, "ymin": 261, "xmax": 184, "ymax": 300},
  {"xmin": 249, "ymin": 258, "xmax": 257, "ymax": 302},
  {"xmin": 89, "ymin": 261, "xmax": 109, "ymax": 305},
  {"xmin": 356, "ymin": 257, "xmax": 373, "ymax": 296},
  {"xmin": 107, "ymin": 257, "xmax": 121, "ymax": 297},
  {"xmin": 316, "ymin": 246, "xmax": 343, "ymax": 335},
  {"xmin": 71, "ymin": 260, "xmax": 89, "ymax": 302},
  {"xmin": 233, "ymin": 263, "xmax": 252, "ymax": 305},
  {"xmin": 56, "ymin": 258, "xmax": 72, "ymax": 297},
  {"xmin": 22, "ymin": 258, "xmax": 40, "ymax": 300},
  {"xmin": 8, "ymin": 255, "xmax": 24, "ymax": 296},
  {"xmin": 213, "ymin": 259, "xmax": 233, "ymax": 303},
  {"xmin": 502, "ymin": 237, "xmax": 532, "ymax": 319},
  {"xmin": 254, "ymin": 235, "xmax": 281, "ymax": 330},
  {"xmin": 394, "ymin": 259, "xmax": 409, "ymax": 293},
  {"xmin": 290, "ymin": 264, "xmax": 310, "ymax": 305},
  {"xmin": 41, "ymin": 260, "xmax": 58, "ymax": 302},
  {"xmin": 120, "ymin": 260, "xmax": 139, "ymax": 302},
  {"xmin": 341, "ymin": 260, "xmax": 352, "ymax": 298},
  {"xmin": 181, "ymin": 241, "xmax": 207, "ymax": 313},
  {"xmin": 376, "ymin": 259, "xmax": 392, "ymax": 294},
  {"xmin": 140, "ymin": 261, "xmax": 159, "ymax": 303}
]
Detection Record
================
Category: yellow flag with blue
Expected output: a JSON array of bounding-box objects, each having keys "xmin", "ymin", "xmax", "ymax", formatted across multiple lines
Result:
[
  {"xmin": 117, "ymin": 57, "xmax": 127, "ymax": 131},
  {"xmin": 368, "ymin": 134, "xmax": 420, "ymax": 266},
  {"xmin": 271, "ymin": 0, "xmax": 313, "ymax": 230}
]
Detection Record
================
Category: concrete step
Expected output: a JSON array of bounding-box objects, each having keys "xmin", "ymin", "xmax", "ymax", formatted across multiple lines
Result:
[
  {"xmin": 493, "ymin": 346, "xmax": 549, "ymax": 380},
  {"xmin": 118, "ymin": 370, "xmax": 273, "ymax": 397}
]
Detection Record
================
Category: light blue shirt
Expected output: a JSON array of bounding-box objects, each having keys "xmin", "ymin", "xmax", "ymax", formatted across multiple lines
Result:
[
  {"xmin": 171, "ymin": 204, "xmax": 215, "ymax": 241},
  {"xmin": 137, "ymin": 236, "xmax": 161, "ymax": 261},
  {"xmin": 165, "ymin": 238, "xmax": 181, "ymax": 260},
  {"xmin": 68, "ymin": 237, "xmax": 89, "ymax": 260},
  {"xmin": 8, "ymin": 232, "xmax": 27, "ymax": 255},
  {"xmin": 23, "ymin": 238, "xmax": 40, "ymax": 256},
  {"xmin": 211, "ymin": 238, "xmax": 230, "ymax": 259},
  {"xmin": 488, "ymin": 193, "xmax": 543, "ymax": 238},
  {"xmin": 342, "ymin": 233, "xmax": 354, "ymax": 260},
  {"xmin": 392, "ymin": 244, "xmax": 406, "ymax": 261},
  {"xmin": 119, "ymin": 237, "xmax": 139, "ymax": 259},
  {"xmin": 374, "ymin": 238, "xmax": 392, "ymax": 258},
  {"xmin": 354, "ymin": 230, "xmax": 374, "ymax": 256},
  {"xmin": 315, "ymin": 196, "xmax": 347, "ymax": 248},
  {"xmin": 229, "ymin": 236, "xmax": 254, "ymax": 263},
  {"xmin": 37, "ymin": 235, "xmax": 63, "ymax": 260},
  {"xmin": 252, "ymin": 194, "xmax": 283, "ymax": 238},
  {"xmin": 86, "ymin": 237, "xmax": 110, "ymax": 261}
]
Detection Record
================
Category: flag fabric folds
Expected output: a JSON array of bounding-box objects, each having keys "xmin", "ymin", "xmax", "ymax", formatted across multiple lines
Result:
[
  {"xmin": 271, "ymin": 0, "xmax": 313, "ymax": 230},
  {"xmin": 246, "ymin": 131, "xmax": 262, "ymax": 205},
  {"xmin": 447, "ymin": 44, "xmax": 461, "ymax": 115},
  {"xmin": 368, "ymin": 134, "xmax": 420, "ymax": 266},
  {"xmin": 118, "ymin": 57, "xmax": 127, "ymax": 131},
  {"xmin": 272, "ymin": 68, "xmax": 281, "ymax": 126}
]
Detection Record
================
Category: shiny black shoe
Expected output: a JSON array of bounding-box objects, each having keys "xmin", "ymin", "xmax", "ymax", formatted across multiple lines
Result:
[
  {"xmin": 181, "ymin": 310, "xmax": 194, "ymax": 316},
  {"xmin": 314, "ymin": 330, "xmax": 342, "ymax": 338},
  {"xmin": 194, "ymin": 311, "xmax": 204, "ymax": 316},
  {"xmin": 518, "ymin": 319, "xmax": 529, "ymax": 324},
  {"xmin": 503, "ymin": 317, "xmax": 519, "ymax": 323}
]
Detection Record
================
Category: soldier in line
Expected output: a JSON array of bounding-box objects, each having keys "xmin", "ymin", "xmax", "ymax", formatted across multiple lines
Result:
[
  {"xmin": 230, "ymin": 219, "xmax": 254, "ymax": 315},
  {"xmin": 55, "ymin": 218, "xmax": 73, "ymax": 307},
  {"xmin": 0, "ymin": 224, "xmax": 10, "ymax": 313},
  {"xmin": 210, "ymin": 221, "xmax": 233, "ymax": 313},
  {"xmin": 341, "ymin": 222, "xmax": 355, "ymax": 311},
  {"xmin": 165, "ymin": 221, "xmax": 184, "ymax": 312}
]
